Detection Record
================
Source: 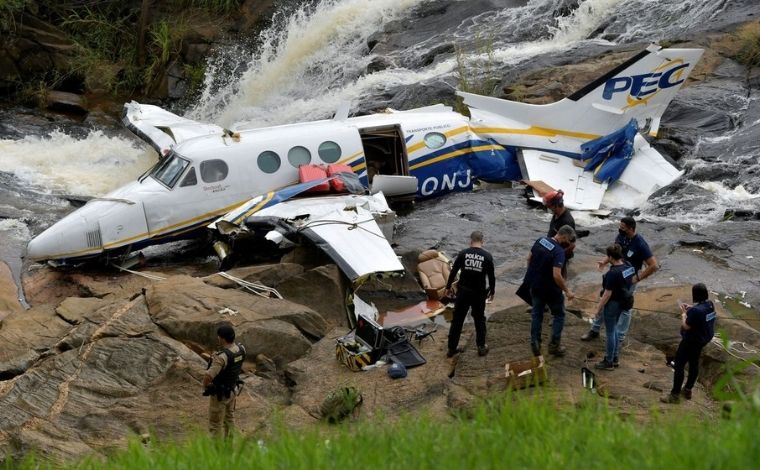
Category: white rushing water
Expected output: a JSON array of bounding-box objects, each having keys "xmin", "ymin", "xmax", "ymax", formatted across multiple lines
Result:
[{"xmin": 0, "ymin": 130, "xmax": 155, "ymax": 197}]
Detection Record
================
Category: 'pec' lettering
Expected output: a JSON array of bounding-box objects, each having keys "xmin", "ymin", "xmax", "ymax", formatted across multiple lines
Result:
[{"xmin": 602, "ymin": 63, "xmax": 690, "ymax": 100}]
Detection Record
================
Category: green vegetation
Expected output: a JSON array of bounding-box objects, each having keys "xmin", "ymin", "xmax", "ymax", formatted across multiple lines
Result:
[
  {"xmin": 0, "ymin": 0, "xmax": 26, "ymax": 32},
  {"xmin": 170, "ymin": 0, "xmax": 242, "ymax": 14},
  {"xmin": 2, "ymin": 1, "xmax": 224, "ymax": 98},
  {"xmin": 735, "ymin": 21, "xmax": 760, "ymax": 68},
  {"xmin": 6, "ymin": 391, "xmax": 759, "ymax": 469},
  {"xmin": 454, "ymin": 33, "xmax": 499, "ymax": 115}
]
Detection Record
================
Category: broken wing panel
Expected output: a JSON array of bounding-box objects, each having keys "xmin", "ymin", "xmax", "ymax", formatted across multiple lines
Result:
[
  {"xmin": 521, "ymin": 149, "xmax": 607, "ymax": 211},
  {"xmin": 122, "ymin": 101, "xmax": 224, "ymax": 155},
  {"xmin": 299, "ymin": 205, "xmax": 403, "ymax": 281}
]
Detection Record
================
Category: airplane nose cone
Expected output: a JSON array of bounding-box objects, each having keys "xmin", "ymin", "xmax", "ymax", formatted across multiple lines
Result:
[
  {"xmin": 26, "ymin": 226, "xmax": 63, "ymax": 262},
  {"xmin": 25, "ymin": 213, "xmax": 100, "ymax": 262}
]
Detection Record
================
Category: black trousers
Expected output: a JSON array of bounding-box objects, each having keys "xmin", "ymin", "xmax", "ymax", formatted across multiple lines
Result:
[
  {"xmin": 671, "ymin": 339, "xmax": 705, "ymax": 395},
  {"xmin": 448, "ymin": 287, "xmax": 487, "ymax": 351}
]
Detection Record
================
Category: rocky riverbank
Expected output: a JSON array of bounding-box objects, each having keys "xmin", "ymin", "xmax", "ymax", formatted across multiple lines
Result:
[{"xmin": 2, "ymin": 193, "xmax": 759, "ymax": 463}]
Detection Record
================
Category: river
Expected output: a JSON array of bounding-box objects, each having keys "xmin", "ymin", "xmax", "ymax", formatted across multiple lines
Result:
[{"xmin": 0, "ymin": 0, "xmax": 758, "ymax": 310}]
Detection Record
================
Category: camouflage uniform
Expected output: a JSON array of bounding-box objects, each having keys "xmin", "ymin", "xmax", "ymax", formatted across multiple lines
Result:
[{"xmin": 204, "ymin": 343, "xmax": 243, "ymax": 437}]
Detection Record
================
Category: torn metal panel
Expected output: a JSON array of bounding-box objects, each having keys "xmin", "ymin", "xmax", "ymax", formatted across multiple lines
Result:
[{"xmin": 249, "ymin": 194, "xmax": 403, "ymax": 281}]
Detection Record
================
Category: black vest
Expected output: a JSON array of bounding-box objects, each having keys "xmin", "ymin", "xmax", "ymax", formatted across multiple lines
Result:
[{"xmin": 212, "ymin": 343, "xmax": 246, "ymax": 391}]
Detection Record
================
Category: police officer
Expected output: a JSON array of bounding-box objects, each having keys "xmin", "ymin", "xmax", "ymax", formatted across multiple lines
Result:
[
  {"xmin": 661, "ymin": 283, "xmax": 716, "ymax": 404},
  {"xmin": 525, "ymin": 225, "xmax": 576, "ymax": 357},
  {"xmin": 581, "ymin": 216, "xmax": 659, "ymax": 363},
  {"xmin": 593, "ymin": 244, "xmax": 635, "ymax": 370},
  {"xmin": 445, "ymin": 231, "xmax": 496, "ymax": 357},
  {"xmin": 545, "ymin": 190, "xmax": 576, "ymax": 278},
  {"xmin": 202, "ymin": 324, "xmax": 246, "ymax": 437}
]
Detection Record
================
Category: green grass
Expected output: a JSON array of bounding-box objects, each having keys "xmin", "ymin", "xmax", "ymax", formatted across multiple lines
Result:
[{"xmin": 6, "ymin": 393, "xmax": 759, "ymax": 469}]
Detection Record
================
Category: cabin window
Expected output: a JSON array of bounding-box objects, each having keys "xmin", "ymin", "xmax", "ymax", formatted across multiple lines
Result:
[
  {"xmin": 180, "ymin": 167, "xmax": 197, "ymax": 187},
  {"xmin": 150, "ymin": 152, "xmax": 190, "ymax": 188},
  {"xmin": 423, "ymin": 132, "xmax": 446, "ymax": 149},
  {"xmin": 258, "ymin": 151, "xmax": 281, "ymax": 174},
  {"xmin": 288, "ymin": 146, "xmax": 312, "ymax": 167},
  {"xmin": 318, "ymin": 141, "xmax": 341, "ymax": 163},
  {"xmin": 200, "ymin": 160, "xmax": 229, "ymax": 183}
]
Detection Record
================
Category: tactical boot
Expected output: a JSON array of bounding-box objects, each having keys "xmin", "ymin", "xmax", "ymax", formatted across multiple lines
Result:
[
  {"xmin": 612, "ymin": 357, "xmax": 620, "ymax": 368},
  {"xmin": 446, "ymin": 347, "xmax": 464, "ymax": 358},
  {"xmin": 660, "ymin": 393, "xmax": 681, "ymax": 404},
  {"xmin": 531, "ymin": 341, "xmax": 541, "ymax": 357},
  {"xmin": 478, "ymin": 344, "xmax": 489, "ymax": 357},
  {"xmin": 548, "ymin": 341, "xmax": 566, "ymax": 357},
  {"xmin": 581, "ymin": 330, "xmax": 599, "ymax": 341},
  {"xmin": 682, "ymin": 388, "xmax": 692, "ymax": 400},
  {"xmin": 595, "ymin": 358, "xmax": 615, "ymax": 370}
]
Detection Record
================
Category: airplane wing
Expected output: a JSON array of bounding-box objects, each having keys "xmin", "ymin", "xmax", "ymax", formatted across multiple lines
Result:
[
  {"xmin": 249, "ymin": 194, "xmax": 403, "ymax": 281},
  {"xmin": 209, "ymin": 175, "xmax": 402, "ymax": 282},
  {"xmin": 122, "ymin": 101, "xmax": 224, "ymax": 155}
]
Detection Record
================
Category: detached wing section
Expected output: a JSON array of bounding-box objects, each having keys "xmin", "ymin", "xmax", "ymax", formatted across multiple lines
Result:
[
  {"xmin": 122, "ymin": 101, "xmax": 224, "ymax": 155},
  {"xmin": 251, "ymin": 194, "xmax": 403, "ymax": 281},
  {"xmin": 209, "ymin": 176, "xmax": 402, "ymax": 282}
]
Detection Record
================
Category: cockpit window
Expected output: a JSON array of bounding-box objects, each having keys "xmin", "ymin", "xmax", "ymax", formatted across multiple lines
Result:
[
  {"xmin": 200, "ymin": 159, "xmax": 229, "ymax": 183},
  {"xmin": 180, "ymin": 167, "xmax": 197, "ymax": 187},
  {"xmin": 150, "ymin": 152, "xmax": 190, "ymax": 188}
]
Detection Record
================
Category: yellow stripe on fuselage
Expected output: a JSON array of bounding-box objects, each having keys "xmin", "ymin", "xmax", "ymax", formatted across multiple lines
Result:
[
  {"xmin": 409, "ymin": 144, "xmax": 502, "ymax": 171},
  {"xmin": 231, "ymin": 191, "xmax": 275, "ymax": 225},
  {"xmin": 471, "ymin": 126, "xmax": 600, "ymax": 140}
]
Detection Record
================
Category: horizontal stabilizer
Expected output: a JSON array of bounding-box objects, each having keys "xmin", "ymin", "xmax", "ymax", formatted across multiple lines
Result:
[{"xmin": 122, "ymin": 101, "xmax": 224, "ymax": 155}]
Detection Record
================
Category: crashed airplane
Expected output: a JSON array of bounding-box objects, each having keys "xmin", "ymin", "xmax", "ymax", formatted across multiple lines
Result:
[{"xmin": 26, "ymin": 45, "xmax": 703, "ymax": 281}]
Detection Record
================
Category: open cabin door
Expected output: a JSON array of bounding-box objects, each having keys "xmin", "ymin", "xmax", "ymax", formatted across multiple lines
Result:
[{"xmin": 359, "ymin": 125, "xmax": 417, "ymax": 197}]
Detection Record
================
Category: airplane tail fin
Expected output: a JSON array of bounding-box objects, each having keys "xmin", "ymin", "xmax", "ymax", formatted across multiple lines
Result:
[
  {"xmin": 459, "ymin": 46, "xmax": 703, "ymax": 139},
  {"xmin": 564, "ymin": 45, "xmax": 704, "ymax": 136}
]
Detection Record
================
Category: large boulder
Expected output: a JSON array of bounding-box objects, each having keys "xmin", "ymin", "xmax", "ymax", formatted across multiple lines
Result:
[
  {"xmin": 0, "ymin": 295, "xmax": 275, "ymax": 463},
  {"xmin": 22, "ymin": 267, "xmax": 155, "ymax": 307},
  {"xmin": 145, "ymin": 275, "xmax": 328, "ymax": 364},
  {"xmin": 0, "ymin": 261, "xmax": 23, "ymax": 320},
  {"xmin": 275, "ymin": 265, "xmax": 350, "ymax": 327},
  {"xmin": 203, "ymin": 263, "xmax": 305, "ymax": 290},
  {"xmin": 0, "ymin": 305, "xmax": 72, "ymax": 380}
]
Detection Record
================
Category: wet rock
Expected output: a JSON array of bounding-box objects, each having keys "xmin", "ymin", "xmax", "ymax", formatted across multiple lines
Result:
[
  {"xmin": 366, "ymin": 56, "xmax": 393, "ymax": 74},
  {"xmin": 145, "ymin": 275, "xmax": 328, "ymax": 364},
  {"xmin": 182, "ymin": 42, "xmax": 211, "ymax": 64},
  {"xmin": 419, "ymin": 43, "xmax": 455, "ymax": 67},
  {"xmin": 553, "ymin": 0, "xmax": 580, "ymax": 18},
  {"xmin": 45, "ymin": 91, "xmax": 87, "ymax": 114}
]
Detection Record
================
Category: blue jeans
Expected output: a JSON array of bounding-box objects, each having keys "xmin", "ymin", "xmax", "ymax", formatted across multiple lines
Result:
[
  {"xmin": 530, "ymin": 289, "xmax": 565, "ymax": 348},
  {"xmin": 603, "ymin": 301, "xmax": 623, "ymax": 361},
  {"xmin": 591, "ymin": 285, "xmax": 636, "ymax": 353}
]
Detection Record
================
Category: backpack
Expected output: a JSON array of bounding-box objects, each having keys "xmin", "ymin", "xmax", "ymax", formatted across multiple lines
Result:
[{"xmin": 319, "ymin": 386, "xmax": 363, "ymax": 423}]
